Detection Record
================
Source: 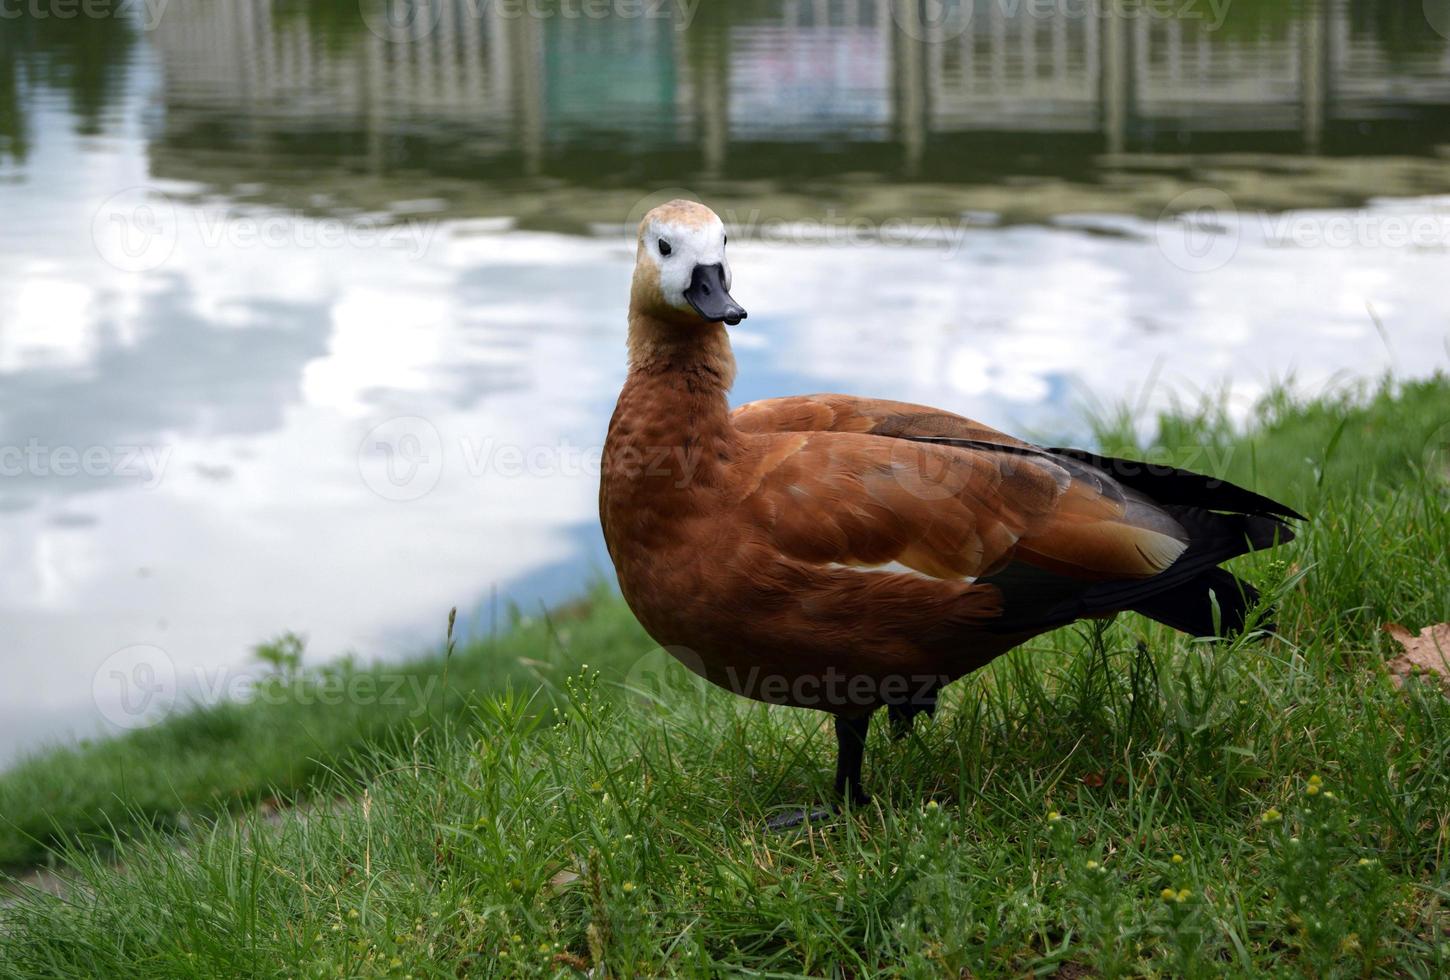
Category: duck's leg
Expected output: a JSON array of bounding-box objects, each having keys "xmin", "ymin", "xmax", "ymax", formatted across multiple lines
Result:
[
  {"xmin": 832, "ymin": 713, "xmax": 873, "ymax": 806},
  {"xmin": 766, "ymin": 711, "xmax": 874, "ymax": 831},
  {"xmin": 886, "ymin": 685, "xmax": 938, "ymax": 740}
]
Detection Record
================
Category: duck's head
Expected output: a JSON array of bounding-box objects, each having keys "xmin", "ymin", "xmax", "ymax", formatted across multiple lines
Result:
[{"xmin": 630, "ymin": 200, "xmax": 747, "ymax": 327}]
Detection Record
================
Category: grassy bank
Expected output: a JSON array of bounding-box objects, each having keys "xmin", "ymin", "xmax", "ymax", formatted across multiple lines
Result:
[
  {"xmin": 2, "ymin": 377, "xmax": 1448, "ymax": 976},
  {"xmin": 0, "ymin": 598, "xmax": 649, "ymax": 871}
]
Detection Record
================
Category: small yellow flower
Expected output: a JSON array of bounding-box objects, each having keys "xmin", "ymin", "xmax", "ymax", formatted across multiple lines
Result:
[
  {"xmin": 622, "ymin": 881, "xmax": 637, "ymax": 893},
  {"xmin": 1308, "ymin": 774, "xmax": 1322, "ymax": 786},
  {"xmin": 1358, "ymin": 857, "xmax": 1375, "ymax": 866},
  {"xmin": 1085, "ymin": 860, "xmax": 1100, "ymax": 871},
  {"xmin": 510, "ymin": 934, "xmax": 522, "ymax": 944},
  {"xmin": 1322, "ymin": 790, "xmax": 1335, "ymax": 799},
  {"xmin": 926, "ymin": 800, "xmax": 939, "ymax": 811},
  {"xmin": 1161, "ymin": 887, "xmax": 1177, "ymax": 901},
  {"xmin": 1305, "ymin": 783, "xmax": 1320, "ymax": 796},
  {"xmin": 347, "ymin": 908, "xmax": 359, "ymax": 920},
  {"xmin": 1177, "ymin": 888, "xmax": 1192, "ymax": 902},
  {"xmin": 1260, "ymin": 808, "xmax": 1282, "ymax": 823},
  {"xmin": 537, "ymin": 943, "xmax": 551, "ymax": 955},
  {"xmin": 1047, "ymin": 810, "xmax": 1061, "ymax": 823},
  {"xmin": 1171, "ymin": 853, "xmax": 1184, "ymax": 864}
]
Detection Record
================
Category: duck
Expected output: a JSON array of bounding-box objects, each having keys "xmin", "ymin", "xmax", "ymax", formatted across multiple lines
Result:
[{"xmin": 600, "ymin": 199, "xmax": 1303, "ymax": 826}]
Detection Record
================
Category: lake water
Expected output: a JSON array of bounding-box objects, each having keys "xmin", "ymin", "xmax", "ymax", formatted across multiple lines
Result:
[{"xmin": 1, "ymin": 0, "xmax": 1448, "ymax": 762}]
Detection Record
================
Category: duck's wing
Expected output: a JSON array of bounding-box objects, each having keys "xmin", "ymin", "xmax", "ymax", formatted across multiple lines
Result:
[
  {"xmin": 731, "ymin": 394, "xmax": 1029, "ymax": 448},
  {"xmin": 737, "ymin": 430, "xmax": 1189, "ymax": 584},
  {"xmin": 733, "ymin": 392, "xmax": 1301, "ymax": 526},
  {"xmin": 736, "ymin": 428, "xmax": 1299, "ymax": 636}
]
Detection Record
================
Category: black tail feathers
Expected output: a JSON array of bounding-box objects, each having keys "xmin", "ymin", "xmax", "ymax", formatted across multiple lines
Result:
[
  {"xmin": 1130, "ymin": 567, "xmax": 1268, "ymax": 638},
  {"xmin": 1076, "ymin": 508, "xmax": 1292, "ymax": 638},
  {"xmin": 984, "ymin": 504, "xmax": 1295, "ymax": 639},
  {"xmin": 960, "ymin": 439, "xmax": 1303, "ymax": 641},
  {"xmin": 1045, "ymin": 447, "xmax": 1307, "ymax": 523}
]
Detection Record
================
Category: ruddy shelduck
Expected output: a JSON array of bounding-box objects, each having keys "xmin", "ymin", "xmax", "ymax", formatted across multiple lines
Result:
[{"xmin": 600, "ymin": 200, "xmax": 1302, "ymax": 826}]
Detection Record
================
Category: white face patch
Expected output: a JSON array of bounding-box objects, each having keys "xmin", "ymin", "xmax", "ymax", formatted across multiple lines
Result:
[{"xmin": 641, "ymin": 215, "xmax": 731, "ymax": 314}]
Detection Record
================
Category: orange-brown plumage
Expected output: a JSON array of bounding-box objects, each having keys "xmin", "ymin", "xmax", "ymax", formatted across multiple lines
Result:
[{"xmin": 601, "ymin": 201, "xmax": 1302, "ymax": 818}]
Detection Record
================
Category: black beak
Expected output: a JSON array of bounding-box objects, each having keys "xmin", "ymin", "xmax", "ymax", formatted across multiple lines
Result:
[{"xmin": 683, "ymin": 263, "xmax": 747, "ymax": 325}]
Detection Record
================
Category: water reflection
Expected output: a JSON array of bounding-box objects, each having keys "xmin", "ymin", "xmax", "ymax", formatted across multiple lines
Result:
[
  {"xmin": 0, "ymin": 0, "xmax": 1447, "ymax": 761},
  {"xmin": 9, "ymin": 2, "xmax": 1448, "ymax": 213}
]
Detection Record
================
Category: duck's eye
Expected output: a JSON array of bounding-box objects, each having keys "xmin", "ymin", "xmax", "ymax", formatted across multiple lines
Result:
[
  {"xmin": 723, "ymin": 234, "xmax": 728, "ymax": 245},
  {"xmin": 658, "ymin": 239, "xmax": 672, "ymax": 256}
]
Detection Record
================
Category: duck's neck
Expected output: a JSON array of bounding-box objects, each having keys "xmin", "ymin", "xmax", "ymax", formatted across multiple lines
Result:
[
  {"xmin": 625, "ymin": 312, "xmax": 737, "ymax": 396},
  {"xmin": 609, "ymin": 313, "xmax": 737, "ymax": 489}
]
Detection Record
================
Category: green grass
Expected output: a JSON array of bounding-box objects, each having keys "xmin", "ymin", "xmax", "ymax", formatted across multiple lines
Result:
[
  {"xmin": 2, "ymin": 376, "xmax": 1448, "ymax": 977},
  {"xmin": 0, "ymin": 598, "xmax": 647, "ymax": 871}
]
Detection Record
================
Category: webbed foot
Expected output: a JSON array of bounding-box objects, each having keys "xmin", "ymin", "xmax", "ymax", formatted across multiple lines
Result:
[
  {"xmin": 764, "ymin": 805, "xmax": 837, "ymax": 831},
  {"xmin": 764, "ymin": 789, "xmax": 872, "ymax": 832}
]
